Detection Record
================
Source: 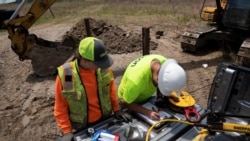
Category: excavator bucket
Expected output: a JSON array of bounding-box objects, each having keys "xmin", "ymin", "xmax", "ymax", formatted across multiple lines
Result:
[
  {"xmin": 4, "ymin": 0, "xmax": 82, "ymax": 76},
  {"xmin": 26, "ymin": 18, "xmax": 91, "ymax": 76},
  {"xmin": 6, "ymin": 0, "xmax": 93, "ymax": 77},
  {"xmin": 28, "ymin": 35, "xmax": 77, "ymax": 76}
]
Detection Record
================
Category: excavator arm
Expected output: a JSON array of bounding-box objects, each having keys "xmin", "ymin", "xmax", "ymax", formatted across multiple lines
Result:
[
  {"xmin": 5, "ymin": 0, "xmax": 77, "ymax": 76},
  {"xmin": 7, "ymin": 0, "xmax": 56, "ymax": 60}
]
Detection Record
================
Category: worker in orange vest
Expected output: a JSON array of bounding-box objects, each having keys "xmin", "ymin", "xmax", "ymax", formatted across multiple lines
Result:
[{"xmin": 54, "ymin": 37, "xmax": 131, "ymax": 141}]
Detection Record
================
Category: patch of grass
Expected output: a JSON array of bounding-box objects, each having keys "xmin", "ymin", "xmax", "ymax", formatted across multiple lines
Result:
[
  {"xmin": 98, "ymin": 1, "xmax": 201, "ymax": 25},
  {"xmin": 2, "ymin": 0, "xmax": 206, "ymax": 28},
  {"xmin": 100, "ymin": 4, "xmax": 175, "ymax": 16}
]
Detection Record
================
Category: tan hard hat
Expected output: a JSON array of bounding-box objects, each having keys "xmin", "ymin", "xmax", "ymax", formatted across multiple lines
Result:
[{"xmin": 158, "ymin": 59, "xmax": 186, "ymax": 96}]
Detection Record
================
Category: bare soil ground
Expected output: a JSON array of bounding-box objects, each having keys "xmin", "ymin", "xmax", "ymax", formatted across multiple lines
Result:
[{"xmin": 0, "ymin": 7, "xmax": 227, "ymax": 141}]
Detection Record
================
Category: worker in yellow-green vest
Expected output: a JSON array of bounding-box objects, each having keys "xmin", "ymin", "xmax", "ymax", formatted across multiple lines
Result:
[
  {"xmin": 118, "ymin": 54, "xmax": 187, "ymax": 120},
  {"xmin": 54, "ymin": 37, "xmax": 131, "ymax": 141}
]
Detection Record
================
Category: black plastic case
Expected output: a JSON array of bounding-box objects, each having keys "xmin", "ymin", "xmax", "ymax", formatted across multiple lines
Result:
[{"xmin": 207, "ymin": 62, "xmax": 250, "ymax": 123}]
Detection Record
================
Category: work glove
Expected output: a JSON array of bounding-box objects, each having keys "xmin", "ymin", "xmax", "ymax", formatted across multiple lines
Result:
[
  {"xmin": 114, "ymin": 110, "xmax": 132, "ymax": 123},
  {"xmin": 62, "ymin": 132, "xmax": 74, "ymax": 141}
]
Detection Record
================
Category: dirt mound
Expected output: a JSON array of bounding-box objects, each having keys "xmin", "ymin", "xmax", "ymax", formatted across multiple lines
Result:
[
  {"xmin": 29, "ymin": 18, "xmax": 158, "ymax": 76},
  {"xmin": 63, "ymin": 18, "xmax": 158, "ymax": 54}
]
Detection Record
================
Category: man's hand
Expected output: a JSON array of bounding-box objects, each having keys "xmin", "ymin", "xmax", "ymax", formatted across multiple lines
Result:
[
  {"xmin": 148, "ymin": 111, "xmax": 160, "ymax": 120},
  {"xmin": 62, "ymin": 132, "xmax": 73, "ymax": 141},
  {"xmin": 146, "ymin": 110, "xmax": 160, "ymax": 120},
  {"xmin": 114, "ymin": 110, "xmax": 132, "ymax": 123}
]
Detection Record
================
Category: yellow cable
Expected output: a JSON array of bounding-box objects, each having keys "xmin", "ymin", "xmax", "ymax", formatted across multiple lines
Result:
[{"xmin": 145, "ymin": 119, "xmax": 194, "ymax": 141}]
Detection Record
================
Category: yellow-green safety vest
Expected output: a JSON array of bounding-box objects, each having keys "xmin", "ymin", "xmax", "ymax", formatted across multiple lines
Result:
[{"xmin": 57, "ymin": 60, "xmax": 113, "ymax": 127}]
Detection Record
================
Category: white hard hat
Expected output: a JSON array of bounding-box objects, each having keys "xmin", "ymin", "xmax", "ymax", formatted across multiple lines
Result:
[{"xmin": 158, "ymin": 59, "xmax": 186, "ymax": 96}]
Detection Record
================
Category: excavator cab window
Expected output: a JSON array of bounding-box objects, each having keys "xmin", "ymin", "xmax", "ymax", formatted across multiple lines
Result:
[
  {"xmin": 0, "ymin": 0, "xmax": 18, "ymax": 29},
  {"xmin": 0, "ymin": 9, "xmax": 15, "ymax": 29},
  {"xmin": 223, "ymin": 0, "xmax": 250, "ymax": 30},
  {"xmin": 200, "ymin": 0, "xmax": 219, "ymax": 22}
]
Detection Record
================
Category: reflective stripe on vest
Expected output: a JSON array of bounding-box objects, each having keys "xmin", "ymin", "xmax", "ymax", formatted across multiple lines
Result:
[
  {"xmin": 63, "ymin": 63, "xmax": 73, "ymax": 90},
  {"xmin": 57, "ymin": 60, "xmax": 112, "ymax": 126}
]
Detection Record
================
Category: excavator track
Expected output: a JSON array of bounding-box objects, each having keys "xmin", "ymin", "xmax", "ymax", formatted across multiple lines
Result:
[
  {"xmin": 180, "ymin": 25, "xmax": 218, "ymax": 52},
  {"xmin": 236, "ymin": 38, "xmax": 250, "ymax": 67},
  {"xmin": 180, "ymin": 24, "xmax": 250, "ymax": 68}
]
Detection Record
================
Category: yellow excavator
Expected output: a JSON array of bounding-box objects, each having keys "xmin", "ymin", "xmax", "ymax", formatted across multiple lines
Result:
[
  {"xmin": 3, "ymin": 0, "xmax": 78, "ymax": 76},
  {"xmin": 180, "ymin": 0, "xmax": 250, "ymax": 67}
]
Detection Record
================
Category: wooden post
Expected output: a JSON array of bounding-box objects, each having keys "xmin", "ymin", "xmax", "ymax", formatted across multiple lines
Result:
[
  {"xmin": 142, "ymin": 27, "xmax": 150, "ymax": 55},
  {"xmin": 84, "ymin": 18, "xmax": 91, "ymax": 36}
]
